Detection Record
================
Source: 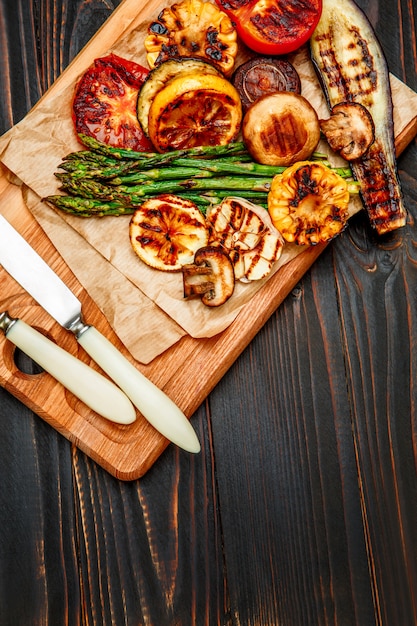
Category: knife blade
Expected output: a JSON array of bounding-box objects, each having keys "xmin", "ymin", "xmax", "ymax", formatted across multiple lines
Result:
[
  {"xmin": 0, "ymin": 310, "xmax": 136, "ymax": 425},
  {"xmin": 0, "ymin": 215, "xmax": 200, "ymax": 453}
]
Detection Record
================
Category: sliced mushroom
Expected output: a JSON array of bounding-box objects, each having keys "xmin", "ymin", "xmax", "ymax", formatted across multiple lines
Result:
[
  {"xmin": 182, "ymin": 246, "xmax": 235, "ymax": 307},
  {"xmin": 320, "ymin": 102, "xmax": 375, "ymax": 161}
]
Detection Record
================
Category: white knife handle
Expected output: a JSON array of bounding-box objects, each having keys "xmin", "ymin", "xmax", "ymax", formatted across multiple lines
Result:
[
  {"xmin": 77, "ymin": 326, "xmax": 200, "ymax": 453},
  {"xmin": 5, "ymin": 318, "xmax": 136, "ymax": 425}
]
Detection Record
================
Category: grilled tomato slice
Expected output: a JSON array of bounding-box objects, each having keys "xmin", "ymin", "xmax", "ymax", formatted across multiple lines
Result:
[
  {"xmin": 73, "ymin": 53, "xmax": 153, "ymax": 151},
  {"xmin": 215, "ymin": 0, "xmax": 322, "ymax": 55},
  {"xmin": 147, "ymin": 72, "xmax": 242, "ymax": 152},
  {"xmin": 129, "ymin": 194, "xmax": 209, "ymax": 271},
  {"xmin": 268, "ymin": 162, "xmax": 350, "ymax": 246},
  {"xmin": 144, "ymin": 0, "xmax": 238, "ymax": 76}
]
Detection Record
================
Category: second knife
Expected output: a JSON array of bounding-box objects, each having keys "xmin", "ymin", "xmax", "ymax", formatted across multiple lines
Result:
[{"xmin": 0, "ymin": 215, "xmax": 200, "ymax": 453}]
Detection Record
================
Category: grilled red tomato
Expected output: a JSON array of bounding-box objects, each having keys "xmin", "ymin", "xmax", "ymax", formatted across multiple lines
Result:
[
  {"xmin": 214, "ymin": 0, "xmax": 322, "ymax": 55},
  {"xmin": 73, "ymin": 53, "xmax": 154, "ymax": 151}
]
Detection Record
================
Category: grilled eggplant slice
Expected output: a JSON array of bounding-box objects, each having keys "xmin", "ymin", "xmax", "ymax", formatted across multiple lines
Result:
[
  {"xmin": 310, "ymin": 0, "xmax": 406, "ymax": 235},
  {"xmin": 232, "ymin": 57, "xmax": 301, "ymax": 113}
]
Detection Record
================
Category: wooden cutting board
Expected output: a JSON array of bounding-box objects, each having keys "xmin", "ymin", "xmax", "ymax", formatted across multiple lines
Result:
[{"xmin": 1, "ymin": 0, "xmax": 417, "ymax": 480}]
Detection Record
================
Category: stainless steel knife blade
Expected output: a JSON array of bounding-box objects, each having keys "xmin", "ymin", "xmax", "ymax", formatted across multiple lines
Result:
[{"xmin": 0, "ymin": 215, "xmax": 200, "ymax": 453}]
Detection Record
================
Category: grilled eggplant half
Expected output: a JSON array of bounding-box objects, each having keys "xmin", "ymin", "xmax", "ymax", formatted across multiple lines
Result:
[{"xmin": 310, "ymin": 0, "xmax": 406, "ymax": 235}]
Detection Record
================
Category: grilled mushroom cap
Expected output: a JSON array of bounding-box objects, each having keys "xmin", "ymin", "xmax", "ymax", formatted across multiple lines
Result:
[
  {"xmin": 182, "ymin": 246, "xmax": 235, "ymax": 307},
  {"xmin": 320, "ymin": 102, "xmax": 375, "ymax": 161},
  {"xmin": 242, "ymin": 92, "xmax": 321, "ymax": 166}
]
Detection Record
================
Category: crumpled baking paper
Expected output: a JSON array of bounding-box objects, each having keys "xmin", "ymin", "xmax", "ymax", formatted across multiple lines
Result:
[{"xmin": 0, "ymin": 6, "xmax": 412, "ymax": 363}]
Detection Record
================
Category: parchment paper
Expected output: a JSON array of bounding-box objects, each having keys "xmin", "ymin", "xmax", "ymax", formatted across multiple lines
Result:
[{"xmin": 0, "ymin": 6, "xmax": 410, "ymax": 362}]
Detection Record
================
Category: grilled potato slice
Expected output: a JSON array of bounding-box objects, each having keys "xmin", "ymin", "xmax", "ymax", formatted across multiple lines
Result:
[
  {"xmin": 207, "ymin": 197, "xmax": 284, "ymax": 281},
  {"xmin": 144, "ymin": 0, "xmax": 238, "ymax": 76},
  {"xmin": 267, "ymin": 162, "xmax": 350, "ymax": 246},
  {"xmin": 137, "ymin": 57, "xmax": 222, "ymax": 136},
  {"xmin": 129, "ymin": 194, "xmax": 209, "ymax": 271}
]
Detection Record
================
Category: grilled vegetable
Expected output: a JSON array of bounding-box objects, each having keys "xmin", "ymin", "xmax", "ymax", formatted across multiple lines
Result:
[
  {"xmin": 129, "ymin": 194, "xmax": 208, "ymax": 271},
  {"xmin": 147, "ymin": 72, "xmax": 242, "ymax": 152},
  {"xmin": 320, "ymin": 102, "xmax": 375, "ymax": 161},
  {"xmin": 267, "ymin": 161, "xmax": 350, "ymax": 245},
  {"xmin": 242, "ymin": 92, "xmax": 321, "ymax": 166},
  {"xmin": 207, "ymin": 197, "xmax": 284, "ymax": 281},
  {"xmin": 144, "ymin": 0, "xmax": 238, "ymax": 76},
  {"xmin": 310, "ymin": 0, "xmax": 406, "ymax": 235},
  {"xmin": 137, "ymin": 58, "xmax": 222, "ymax": 136},
  {"xmin": 215, "ymin": 0, "xmax": 322, "ymax": 55},
  {"xmin": 45, "ymin": 137, "xmax": 355, "ymax": 217},
  {"xmin": 182, "ymin": 246, "xmax": 235, "ymax": 306},
  {"xmin": 232, "ymin": 57, "xmax": 301, "ymax": 113},
  {"xmin": 72, "ymin": 54, "xmax": 153, "ymax": 152}
]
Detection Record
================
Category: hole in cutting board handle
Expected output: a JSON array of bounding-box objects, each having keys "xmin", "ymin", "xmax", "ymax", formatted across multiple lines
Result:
[{"xmin": 13, "ymin": 347, "xmax": 44, "ymax": 375}]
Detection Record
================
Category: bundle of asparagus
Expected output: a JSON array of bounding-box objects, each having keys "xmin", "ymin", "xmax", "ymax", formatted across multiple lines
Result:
[{"xmin": 44, "ymin": 134, "xmax": 353, "ymax": 217}]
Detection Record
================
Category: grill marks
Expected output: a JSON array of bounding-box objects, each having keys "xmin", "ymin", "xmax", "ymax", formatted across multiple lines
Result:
[
  {"xmin": 310, "ymin": 0, "xmax": 406, "ymax": 234},
  {"xmin": 315, "ymin": 27, "xmax": 378, "ymax": 104},
  {"xmin": 260, "ymin": 112, "xmax": 308, "ymax": 159}
]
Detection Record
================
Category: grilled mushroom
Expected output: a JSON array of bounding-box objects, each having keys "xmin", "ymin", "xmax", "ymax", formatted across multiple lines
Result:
[
  {"xmin": 242, "ymin": 92, "xmax": 321, "ymax": 166},
  {"xmin": 320, "ymin": 102, "xmax": 375, "ymax": 161},
  {"xmin": 182, "ymin": 246, "xmax": 235, "ymax": 307}
]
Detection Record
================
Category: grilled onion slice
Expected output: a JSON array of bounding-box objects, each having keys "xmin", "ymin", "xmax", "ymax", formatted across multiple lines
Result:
[
  {"xmin": 232, "ymin": 57, "xmax": 301, "ymax": 114},
  {"xmin": 206, "ymin": 197, "xmax": 284, "ymax": 281}
]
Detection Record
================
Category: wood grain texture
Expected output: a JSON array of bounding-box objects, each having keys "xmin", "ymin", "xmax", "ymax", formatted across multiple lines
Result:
[
  {"xmin": 0, "ymin": 0, "xmax": 417, "ymax": 625},
  {"xmin": 0, "ymin": 0, "xmax": 415, "ymax": 481}
]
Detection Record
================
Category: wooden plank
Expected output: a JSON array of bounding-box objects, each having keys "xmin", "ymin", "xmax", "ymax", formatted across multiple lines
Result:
[{"xmin": 0, "ymin": 0, "xmax": 416, "ymax": 479}]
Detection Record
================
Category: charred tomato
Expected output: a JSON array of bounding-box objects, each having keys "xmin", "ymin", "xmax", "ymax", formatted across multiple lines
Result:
[
  {"xmin": 73, "ymin": 53, "xmax": 154, "ymax": 151},
  {"xmin": 214, "ymin": 0, "xmax": 322, "ymax": 55}
]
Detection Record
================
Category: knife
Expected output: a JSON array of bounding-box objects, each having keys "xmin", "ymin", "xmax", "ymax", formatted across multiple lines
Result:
[
  {"xmin": 0, "ymin": 215, "xmax": 200, "ymax": 453},
  {"xmin": 0, "ymin": 310, "xmax": 136, "ymax": 425}
]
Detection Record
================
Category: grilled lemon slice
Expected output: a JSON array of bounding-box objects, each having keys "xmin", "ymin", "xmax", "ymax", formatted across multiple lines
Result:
[
  {"xmin": 267, "ymin": 162, "xmax": 350, "ymax": 246},
  {"xmin": 129, "ymin": 194, "xmax": 209, "ymax": 271},
  {"xmin": 144, "ymin": 0, "xmax": 237, "ymax": 76},
  {"xmin": 147, "ymin": 72, "xmax": 242, "ymax": 152},
  {"xmin": 137, "ymin": 58, "xmax": 222, "ymax": 136}
]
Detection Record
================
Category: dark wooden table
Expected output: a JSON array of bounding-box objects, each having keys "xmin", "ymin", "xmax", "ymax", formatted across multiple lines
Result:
[{"xmin": 1, "ymin": 1, "xmax": 417, "ymax": 624}]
